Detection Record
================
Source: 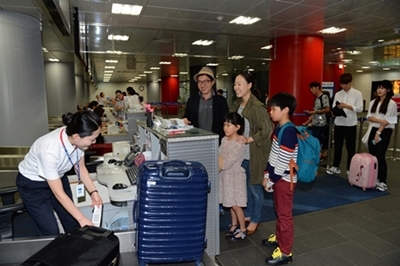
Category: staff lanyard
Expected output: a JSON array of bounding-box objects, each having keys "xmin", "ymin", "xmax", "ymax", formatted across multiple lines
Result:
[{"xmin": 60, "ymin": 129, "xmax": 80, "ymax": 182}]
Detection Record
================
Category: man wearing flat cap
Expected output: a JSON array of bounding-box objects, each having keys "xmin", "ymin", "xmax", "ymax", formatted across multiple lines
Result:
[{"xmin": 183, "ymin": 66, "xmax": 228, "ymax": 142}]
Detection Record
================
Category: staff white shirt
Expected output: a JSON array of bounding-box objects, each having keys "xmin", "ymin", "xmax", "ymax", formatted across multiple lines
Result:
[
  {"xmin": 333, "ymin": 87, "xmax": 363, "ymax": 126},
  {"xmin": 366, "ymin": 99, "xmax": 398, "ymax": 129},
  {"xmin": 19, "ymin": 126, "xmax": 84, "ymax": 181}
]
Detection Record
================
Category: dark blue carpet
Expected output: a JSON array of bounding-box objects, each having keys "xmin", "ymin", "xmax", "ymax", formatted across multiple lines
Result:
[{"xmin": 220, "ymin": 175, "xmax": 390, "ymax": 231}]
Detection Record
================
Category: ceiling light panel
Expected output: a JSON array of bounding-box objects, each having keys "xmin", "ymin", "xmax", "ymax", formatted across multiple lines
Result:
[
  {"xmin": 192, "ymin": 40, "xmax": 214, "ymax": 46},
  {"xmin": 112, "ymin": 4, "xmax": 143, "ymax": 15},
  {"xmin": 108, "ymin": 35, "xmax": 129, "ymax": 41},
  {"xmin": 105, "ymin": 60, "xmax": 118, "ymax": 63},
  {"xmin": 318, "ymin": 27, "xmax": 346, "ymax": 34},
  {"xmin": 229, "ymin": 16, "xmax": 261, "ymax": 25}
]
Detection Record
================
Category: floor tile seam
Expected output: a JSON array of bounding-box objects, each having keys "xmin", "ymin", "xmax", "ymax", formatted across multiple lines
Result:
[
  {"xmin": 294, "ymin": 245, "xmax": 353, "ymax": 263},
  {"xmin": 346, "ymin": 233, "xmax": 400, "ymax": 257},
  {"xmin": 225, "ymin": 245, "xmax": 270, "ymax": 265}
]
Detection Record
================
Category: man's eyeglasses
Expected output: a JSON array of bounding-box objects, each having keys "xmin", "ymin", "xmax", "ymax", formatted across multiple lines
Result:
[{"xmin": 197, "ymin": 80, "xmax": 212, "ymax": 85}]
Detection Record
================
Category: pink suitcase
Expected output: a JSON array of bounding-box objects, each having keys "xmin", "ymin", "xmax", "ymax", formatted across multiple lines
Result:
[{"xmin": 348, "ymin": 153, "xmax": 378, "ymax": 191}]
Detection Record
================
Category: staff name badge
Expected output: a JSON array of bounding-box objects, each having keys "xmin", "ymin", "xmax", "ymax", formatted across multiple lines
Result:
[{"xmin": 76, "ymin": 183, "xmax": 86, "ymax": 203}]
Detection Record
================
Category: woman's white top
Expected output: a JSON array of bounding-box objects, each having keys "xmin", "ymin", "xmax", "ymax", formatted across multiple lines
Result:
[
  {"xmin": 19, "ymin": 126, "xmax": 84, "ymax": 181},
  {"xmin": 366, "ymin": 99, "xmax": 398, "ymax": 129},
  {"xmin": 126, "ymin": 95, "xmax": 142, "ymax": 110}
]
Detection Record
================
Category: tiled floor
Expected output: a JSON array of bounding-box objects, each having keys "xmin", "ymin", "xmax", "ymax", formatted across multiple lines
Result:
[{"xmin": 216, "ymin": 141, "xmax": 400, "ymax": 265}]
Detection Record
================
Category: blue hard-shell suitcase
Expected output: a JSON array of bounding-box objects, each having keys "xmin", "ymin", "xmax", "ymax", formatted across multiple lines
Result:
[{"xmin": 135, "ymin": 160, "xmax": 209, "ymax": 266}]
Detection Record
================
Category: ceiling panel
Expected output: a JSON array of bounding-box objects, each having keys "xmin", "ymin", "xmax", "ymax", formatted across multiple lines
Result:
[{"xmin": 1, "ymin": 0, "xmax": 399, "ymax": 83}]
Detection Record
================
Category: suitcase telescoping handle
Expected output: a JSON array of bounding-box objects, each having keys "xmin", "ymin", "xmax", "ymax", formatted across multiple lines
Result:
[{"xmin": 159, "ymin": 160, "xmax": 192, "ymax": 180}]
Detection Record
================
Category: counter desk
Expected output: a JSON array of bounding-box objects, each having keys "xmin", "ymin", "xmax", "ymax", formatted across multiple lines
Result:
[{"xmin": 137, "ymin": 122, "xmax": 220, "ymax": 258}]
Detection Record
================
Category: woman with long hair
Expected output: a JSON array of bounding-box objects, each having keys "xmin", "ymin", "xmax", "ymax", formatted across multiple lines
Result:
[
  {"xmin": 16, "ymin": 110, "xmax": 103, "ymax": 235},
  {"xmin": 367, "ymin": 80, "xmax": 397, "ymax": 191},
  {"xmin": 229, "ymin": 70, "xmax": 274, "ymax": 235}
]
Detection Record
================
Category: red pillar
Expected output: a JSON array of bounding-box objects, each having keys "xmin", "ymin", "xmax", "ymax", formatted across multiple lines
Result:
[
  {"xmin": 161, "ymin": 76, "xmax": 179, "ymax": 116},
  {"xmin": 269, "ymin": 35, "xmax": 324, "ymax": 125}
]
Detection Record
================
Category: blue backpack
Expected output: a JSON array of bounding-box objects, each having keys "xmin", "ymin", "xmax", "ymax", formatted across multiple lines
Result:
[{"xmin": 277, "ymin": 122, "xmax": 321, "ymax": 183}]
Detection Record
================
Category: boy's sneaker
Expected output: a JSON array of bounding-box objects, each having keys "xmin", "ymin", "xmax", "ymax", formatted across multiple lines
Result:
[
  {"xmin": 326, "ymin": 166, "xmax": 341, "ymax": 175},
  {"xmin": 262, "ymin": 234, "xmax": 279, "ymax": 247},
  {"xmin": 376, "ymin": 182, "xmax": 387, "ymax": 191},
  {"xmin": 265, "ymin": 247, "xmax": 292, "ymax": 265}
]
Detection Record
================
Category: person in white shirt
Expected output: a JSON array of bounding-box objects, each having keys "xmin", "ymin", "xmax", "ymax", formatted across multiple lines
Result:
[
  {"xmin": 366, "ymin": 80, "xmax": 397, "ymax": 191},
  {"xmin": 126, "ymin": 86, "xmax": 143, "ymax": 111},
  {"xmin": 326, "ymin": 73, "xmax": 363, "ymax": 175},
  {"xmin": 16, "ymin": 111, "xmax": 103, "ymax": 236},
  {"xmin": 113, "ymin": 90, "xmax": 128, "ymax": 118}
]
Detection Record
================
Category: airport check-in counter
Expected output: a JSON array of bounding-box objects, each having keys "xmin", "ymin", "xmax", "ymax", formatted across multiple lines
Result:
[
  {"xmin": 0, "ymin": 129, "xmax": 218, "ymax": 265},
  {"xmin": 137, "ymin": 121, "xmax": 220, "ymax": 258}
]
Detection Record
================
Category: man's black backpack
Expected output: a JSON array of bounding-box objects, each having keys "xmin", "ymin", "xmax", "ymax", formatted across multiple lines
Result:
[{"xmin": 318, "ymin": 91, "xmax": 333, "ymax": 123}]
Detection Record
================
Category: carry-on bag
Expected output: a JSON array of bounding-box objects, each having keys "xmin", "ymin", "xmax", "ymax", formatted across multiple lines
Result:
[
  {"xmin": 135, "ymin": 160, "xmax": 209, "ymax": 266},
  {"xmin": 348, "ymin": 153, "xmax": 378, "ymax": 191},
  {"xmin": 21, "ymin": 226, "xmax": 119, "ymax": 266}
]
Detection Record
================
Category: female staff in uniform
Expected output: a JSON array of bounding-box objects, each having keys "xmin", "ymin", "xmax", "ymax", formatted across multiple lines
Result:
[{"xmin": 16, "ymin": 110, "xmax": 103, "ymax": 236}]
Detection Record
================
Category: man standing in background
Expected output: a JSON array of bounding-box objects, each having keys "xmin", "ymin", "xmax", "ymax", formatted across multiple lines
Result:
[{"xmin": 326, "ymin": 73, "xmax": 363, "ymax": 175}]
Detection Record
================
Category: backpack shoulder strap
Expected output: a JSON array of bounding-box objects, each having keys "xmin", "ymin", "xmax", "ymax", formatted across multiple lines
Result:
[{"xmin": 277, "ymin": 121, "xmax": 296, "ymax": 145}]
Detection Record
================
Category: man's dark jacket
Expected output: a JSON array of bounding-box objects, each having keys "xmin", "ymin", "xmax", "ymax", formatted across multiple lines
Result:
[{"xmin": 183, "ymin": 94, "xmax": 228, "ymax": 142}]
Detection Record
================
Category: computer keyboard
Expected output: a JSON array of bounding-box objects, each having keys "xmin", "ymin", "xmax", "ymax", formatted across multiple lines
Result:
[{"xmin": 125, "ymin": 166, "xmax": 139, "ymax": 185}]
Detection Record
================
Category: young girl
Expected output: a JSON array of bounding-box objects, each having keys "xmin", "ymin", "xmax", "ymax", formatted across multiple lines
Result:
[
  {"xmin": 367, "ymin": 80, "xmax": 397, "ymax": 191},
  {"xmin": 219, "ymin": 112, "xmax": 247, "ymax": 241}
]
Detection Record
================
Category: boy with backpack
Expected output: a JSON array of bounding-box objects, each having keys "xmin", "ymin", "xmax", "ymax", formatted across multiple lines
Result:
[
  {"xmin": 261, "ymin": 92, "xmax": 298, "ymax": 265},
  {"xmin": 303, "ymin": 81, "xmax": 331, "ymax": 157}
]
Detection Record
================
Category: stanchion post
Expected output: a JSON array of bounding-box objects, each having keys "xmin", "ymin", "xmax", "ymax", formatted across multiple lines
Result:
[
  {"xmin": 326, "ymin": 118, "xmax": 333, "ymax": 168},
  {"xmin": 388, "ymin": 114, "xmax": 400, "ymax": 161},
  {"xmin": 357, "ymin": 117, "xmax": 365, "ymax": 153}
]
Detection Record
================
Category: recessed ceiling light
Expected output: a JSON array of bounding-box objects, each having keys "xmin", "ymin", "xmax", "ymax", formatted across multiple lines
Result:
[
  {"xmin": 342, "ymin": 59, "xmax": 352, "ymax": 63},
  {"xmin": 356, "ymin": 70, "xmax": 363, "ymax": 72},
  {"xmin": 143, "ymin": 71, "xmax": 152, "ymax": 74},
  {"xmin": 228, "ymin": 55, "xmax": 244, "ymax": 60},
  {"xmin": 105, "ymin": 60, "xmax": 118, "ymax": 63},
  {"xmin": 49, "ymin": 58, "xmax": 59, "ymax": 62},
  {"xmin": 361, "ymin": 66, "xmax": 370, "ymax": 69},
  {"xmin": 192, "ymin": 40, "xmax": 214, "ymax": 46},
  {"xmin": 207, "ymin": 63, "xmax": 219, "ymax": 66},
  {"xmin": 104, "ymin": 74, "xmax": 112, "ymax": 76},
  {"xmin": 347, "ymin": 50, "xmax": 362, "ymax": 55},
  {"xmin": 108, "ymin": 35, "xmax": 129, "ymax": 41},
  {"xmin": 111, "ymin": 3, "xmax": 143, "ymax": 15},
  {"xmin": 105, "ymin": 66, "xmax": 115, "ymax": 69},
  {"xmin": 159, "ymin": 61, "xmax": 171, "ymax": 65},
  {"xmin": 229, "ymin": 16, "xmax": 261, "ymax": 25},
  {"xmin": 318, "ymin": 27, "xmax": 346, "ymax": 34},
  {"xmin": 150, "ymin": 67, "xmax": 160, "ymax": 70},
  {"xmin": 248, "ymin": 68, "xmax": 254, "ymax": 71},
  {"xmin": 180, "ymin": 72, "xmax": 188, "ymax": 75},
  {"xmin": 172, "ymin": 53, "xmax": 188, "ymax": 57},
  {"xmin": 171, "ymin": 75, "xmax": 178, "ymax": 78},
  {"xmin": 106, "ymin": 50, "xmax": 123, "ymax": 54},
  {"xmin": 139, "ymin": 74, "xmax": 146, "ymax": 77},
  {"xmin": 383, "ymin": 68, "xmax": 391, "ymax": 70},
  {"xmin": 222, "ymin": 73, "xmax": 228, "ymax": 76},
  {"xmin": 378, "ymin": 39, "xmax": 384, "ymax": 42},
  {"xmin": 369, "ymin": 61, "xmax": 379, "ymax": 64},
  {"xmin": 104, "ymin": 70, "xmax": 114, "ymax": 73},
  {"xmin": 261, "ymin": 45, "xmax": 272, "ymax": 50}
]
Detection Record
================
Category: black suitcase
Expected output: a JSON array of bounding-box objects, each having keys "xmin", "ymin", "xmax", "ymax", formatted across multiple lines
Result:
[
  {"xmin": 21, "ymin": 226, "xmax": 119, "ymax": 266},
  {"xmin": 135, "ymin": 160, "xmax": 209, "ymax": 266}
]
